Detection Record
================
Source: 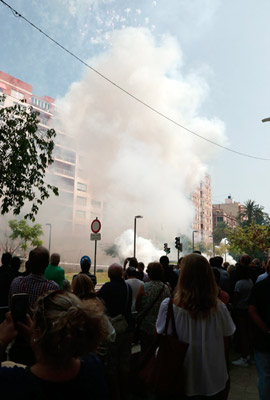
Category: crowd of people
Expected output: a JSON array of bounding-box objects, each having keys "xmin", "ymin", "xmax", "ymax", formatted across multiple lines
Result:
[{"xmin": 0, "ymin": 247, "xmax": 269, "ymax": 400}]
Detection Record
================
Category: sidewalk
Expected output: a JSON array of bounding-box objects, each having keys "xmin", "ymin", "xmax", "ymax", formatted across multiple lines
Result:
[{"xmin": 229, "ymin": 360, "xmax": 258, "ymax": 400}]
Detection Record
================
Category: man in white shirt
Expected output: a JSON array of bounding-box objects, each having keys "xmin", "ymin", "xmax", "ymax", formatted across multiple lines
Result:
[{"xmin": 125, "ymin": 267, "xmax": 144, "ymax": 313}]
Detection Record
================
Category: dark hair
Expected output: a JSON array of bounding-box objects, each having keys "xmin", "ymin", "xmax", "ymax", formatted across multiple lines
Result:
[
  {"xmin": 81, "ymin": 259, "xmax": 91, "ymax": 273},
  {"xmin": 72, "ymin": 274, "xmax": 95, "ymax": 300},
  {"xmin": 11, "ymin": 256, "xmax": 21, "ymax": 271},
  {"xmin": 147, "ymin": 262, "xmax": 164, "ymax": 281},
  {"xmin": 129, "ymin": 257, "xmax": 138, "ymax": 268},
  {"xmin": 240, "ymin": 254, "xmax": 251, "ymax": 266},
  {"xmin": 29, "ymin": 247, "xmax": 49, "ymax": 274},
  {"xmin": 209, "ymin": 256, "xmax": 223, "ymax": 268},
  {"xmin": 1, "ymin": 252, "xmax": 12, "ymax": 266},
  {"xmin": 159, "ymin": 255, "xmax": 169, "ymax": 268},
  {"xmin": 212, "ymin": 267, "xmax": 221, "ymax": 285}
]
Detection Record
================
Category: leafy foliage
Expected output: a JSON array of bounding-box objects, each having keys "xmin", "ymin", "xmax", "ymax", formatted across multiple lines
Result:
[
  {"xmin": 213, "ymin": 222, "xmax": 231, "ymax": 245},
  {"xmin": 228, "ymin": 223, "xmax": 270, "ymax": 259},
  {"xmin": 9, "ymin": 219, "xmax": 43, "ymax": 252},
  {"xmin": 0, "ymin": 95, "xmax": 58, "ymax": 220},
  {"xmin": 237, "ymin": 200, "xmax": 269, "ymax": 227}
]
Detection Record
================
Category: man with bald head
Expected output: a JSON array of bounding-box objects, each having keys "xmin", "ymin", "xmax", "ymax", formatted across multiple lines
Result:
[{"xmin": 98, "ymin": 263, "xmax": 133, "ymax": 400}]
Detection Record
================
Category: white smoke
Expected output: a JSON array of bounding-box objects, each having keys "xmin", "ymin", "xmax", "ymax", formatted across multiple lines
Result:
[
  {"xmin": 55, "ymin": 27, "xmax": 227, "ymax": 252},
  {"xmin": 115, "ymin": 229, "xmax": 165, "ymax": 264}
]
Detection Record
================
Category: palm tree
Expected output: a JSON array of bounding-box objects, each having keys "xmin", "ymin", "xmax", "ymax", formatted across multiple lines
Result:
[{"xmin": 238, "ymin": 200, "xmax": 266, "ymax": 226}]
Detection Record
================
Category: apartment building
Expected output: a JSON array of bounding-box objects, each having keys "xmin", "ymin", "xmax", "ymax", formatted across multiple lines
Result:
[
  {"xmin": 212, "ymin": 195, "xmax": 244, "ymax": 229},
  {"xmin": 191, "ymin": 174, "xmax": 213, "ymax": 243},
  {"xmin": 0, "ymin": 70, "xmax": 102, "ymax": 256}
]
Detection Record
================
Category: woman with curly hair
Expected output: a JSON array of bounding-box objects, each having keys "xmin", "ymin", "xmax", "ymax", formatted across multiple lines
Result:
[
  {"xmin": 0, "ymin": 290, "xmax": 108, "ymax": 399},
  {"xmin": 156, "ymin": 254, "xmax": 235, "ymax": 399}
]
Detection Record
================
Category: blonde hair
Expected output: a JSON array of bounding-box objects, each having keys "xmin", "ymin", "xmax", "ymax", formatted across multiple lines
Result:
[
  {"xmin": 33, "ymin": 291, "xmax": 108, "ymax": 363},
  {"xmin": 72, "ymin": 274, "xmax": 95, "ymax": 300},
  {"xmin": 174, "ymin": 254, "xmax": 218, "ymax": 318}
]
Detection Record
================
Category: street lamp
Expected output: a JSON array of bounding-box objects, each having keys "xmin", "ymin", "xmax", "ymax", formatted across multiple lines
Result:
[
  {"xmin": 134, "ymin": 215, "xmax": 143, "ymax": 258},
  {"xmin": 192, "ymin": 230, "xmax": 198, "ymax": 252},
  {"xmin": 262, "ymin": 117, "xmax": 270, "ymax": 123},
  {"xmin": 46, "ymin": 223, "xmax": 52, "ymax": 254}
]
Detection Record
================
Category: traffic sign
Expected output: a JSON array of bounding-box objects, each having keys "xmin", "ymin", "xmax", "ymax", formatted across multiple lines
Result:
[
  {"xmin": 90, "ymin": 233, "xmax": 101, "ymax": 241},
  {"xmin": 91, "ymin": 218, "xmax": 101, "ymax": 234}
]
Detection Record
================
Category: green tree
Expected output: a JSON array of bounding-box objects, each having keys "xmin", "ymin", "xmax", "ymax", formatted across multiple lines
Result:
[
  {"xmin": 0, "ymin": 96, "xmax": 58, "ymax": 220},
  {"xmin": 9, "ymin": 219, "xmax": 43, "ymax": 253},
  {"xmin": 213, "ymin": 222, "xmax": 231, "ymax": 245},
  {"xmin": 237, "ymin": 200, "xmax": 268, "ymax": 227},
  {"xmin": 227, "ymin": 223, "xmax": 270, "ymax": 259}
]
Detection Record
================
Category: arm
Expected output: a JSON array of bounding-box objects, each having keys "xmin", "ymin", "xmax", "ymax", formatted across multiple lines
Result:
[{"xmin": 135, "ymin": 284, "xmax": 145, "ymax": 311}]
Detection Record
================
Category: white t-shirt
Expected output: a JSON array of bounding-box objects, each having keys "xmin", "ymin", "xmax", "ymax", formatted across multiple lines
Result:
[
  {"xmin": 126, "ymin": 278, "xmax": 144, "ymax": 312},
  {"xmin": 156, "ymin": 298, "xmax": 235, "ymax": 397}
]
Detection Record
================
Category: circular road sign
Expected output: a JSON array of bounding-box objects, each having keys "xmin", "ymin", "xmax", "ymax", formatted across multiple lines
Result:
[{"xmin": 91, "ymin": 218, "xmax": 101, "ymax": 234}]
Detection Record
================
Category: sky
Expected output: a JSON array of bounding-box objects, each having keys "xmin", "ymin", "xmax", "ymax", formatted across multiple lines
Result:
[{"xmin": 1, "ymin": 0, "xmax": 270, "ymax": 257}]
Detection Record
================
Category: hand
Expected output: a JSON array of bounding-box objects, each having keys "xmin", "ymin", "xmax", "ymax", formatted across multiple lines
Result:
[
  {"xmin": 0, "ymin": 312, "xmax": 18, "ymax": 346},
  {"xmin": 17, "ymin": 314, "xmax": 33, "ymax": 343}
]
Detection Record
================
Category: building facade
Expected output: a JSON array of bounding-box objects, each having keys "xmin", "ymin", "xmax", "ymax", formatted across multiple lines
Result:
[
  {"xmin": 191, "ymin": 174, "xmax": 213, "ymax": 243},
  {"xmin": 0, "ymin": 70, "xmax": 102, "ymax": 258},
  {"xmin": 212, "ymin": 195, "xmax": 244, "ymax": 229}
]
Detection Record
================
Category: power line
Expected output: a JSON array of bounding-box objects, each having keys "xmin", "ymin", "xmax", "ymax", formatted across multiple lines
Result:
[{"xmin": 1, "ymin": 0, "xmax": 270, "ymax": 161}]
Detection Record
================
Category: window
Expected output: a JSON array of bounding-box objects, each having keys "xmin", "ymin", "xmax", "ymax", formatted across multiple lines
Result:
[
  {"xmin": 217, "ymin": 216, "xmax": 224, "ymax": 222},
  {"xmin": 76, "ymin": 210, "xmax": 86, "ymax": 219},
  {"xmin": 77, "ymin": 182, "xmax": 87, "ymax": 192},
  {"xmin": 91, "ymin": 199, "xmax": 101, "ymax": 208},
  {"xmin": 77, "ymin": 196, "xmax": 87, "ymax": 206}
]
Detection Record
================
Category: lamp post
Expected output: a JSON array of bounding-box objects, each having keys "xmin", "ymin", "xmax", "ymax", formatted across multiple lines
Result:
[
  {"xmin": 134, "ymin": 215, "xmax": 143, "ymax": 258},
  {"xmin": 192, "ymin": 230, "xmax": 198, "ymax": 252},
  {"xmin": 46, "ymin": 223, "xmax": 52, "ymax": 254},
  {"xmin": 262, "ymin": 117, "xmax": 270, "ymax": 123}
]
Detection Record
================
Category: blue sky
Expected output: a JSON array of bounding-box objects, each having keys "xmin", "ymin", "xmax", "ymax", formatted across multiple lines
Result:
[{"xmin": 1, "ymin": 0, "xmax": 270, "ymax": 217}]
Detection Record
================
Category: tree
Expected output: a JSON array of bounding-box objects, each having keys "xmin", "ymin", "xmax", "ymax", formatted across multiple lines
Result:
[
  {"xmin": 213, "ymin": 222, "xmax": 231, "ymax": 245},
  {"xmin": 0, "ymin": 96, "xmax": 58, "ymax": 220},
  {"xmin": 9, "ymin": 219, "xmax": 43, "ymax": 254},
  {"xmin": 237, "ymin": 200, "xmax": 268, "ymax": 227},
  {"xmin": 227, "ymin": 223, "xmax": 270, "ymax": 260}
]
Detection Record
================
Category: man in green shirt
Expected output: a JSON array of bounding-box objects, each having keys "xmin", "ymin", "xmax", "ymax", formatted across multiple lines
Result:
[{"xmin": 45, "ymin": 253, "xmax": 65, "ymax": 289}]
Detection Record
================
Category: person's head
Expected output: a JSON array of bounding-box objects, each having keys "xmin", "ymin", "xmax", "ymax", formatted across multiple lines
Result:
[
  {"xmin": 239, "ymin": 254, "xmax": 251, "ymax": 266},
  {"xmin": 32, "ymin": 290, "xmax": 108, "ymax": 365},
  {"xmin": 146, "ymin": 262, "xmax": 164, "ymax": 281},
  {"xmin": 193, "ymin": 250, "xmax": 202, "ymax": 255},
  {"xmin": 159, "ymin": 255, "xmax": 169, "ymax": 269},
  {"xmin": 80, "ymin": 258, "xmax": 91, "ymax": 273},
  {"xmin": 250, "ymin": 258, "xmax": 260, "ymax": 268},
  {"xmin": 108, "ymin": 263, "xmax": 123, "ymax": 280},
  {"xmin": 128, "ymin": 257, "xmax": 138, "ymax": 268},
  {"xmin": 137, "ymin": 262, "xmax": 145, "ymax": 272},
  {"xmin": 209, "ymin": 256, "xmax": 223, "ymax": 268},
  {"xmin": 11, "ymin": 256, "xmax": 21, "ymax": 272},
  {"xmin": 126, "ymin": 266, "xmax": 137, "ymax": 278},
  {"xmin": 50, "ymin": 253, "xmax": 60, "ymax": 266},
  {"xmin": 72, "ymin": 273, "xmax": 95, "ymax": 300},
  {"xmin": 223, "ymin": 262, "xmax": 230, "ymax": 270},
  {"xmin": 28, "ymin": 246, "xmax": 49, "ymax": 275},
  {"xmin": 266, "ymin": 259, "xmax": 270, "ymax": 274},
  {"xmin": 1, "ymin": 252, "xmax": 12, "ymax": 266},
  {"xmin": 174, "ymin": 254, "xmax": 218, "ymax": 318}
]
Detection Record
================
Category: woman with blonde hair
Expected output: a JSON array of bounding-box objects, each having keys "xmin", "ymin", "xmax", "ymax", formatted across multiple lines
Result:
[
  {"xmin": 156, "ymin": 254, "xmax": 235, "ymax": 399},
  {"xmin": 0, "ymin": 290, "xmax": 108, "ymax": 399}
]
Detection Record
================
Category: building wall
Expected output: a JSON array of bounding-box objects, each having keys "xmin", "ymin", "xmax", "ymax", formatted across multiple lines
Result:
[
  {"xmin": 212, "ymin": 196, "xmax": 244, "ymax": 229},
  {"xmin": 191, "ymin": 174, "xmax": 213, "ymax": 243},
  {"xmin": 0, "ymin": 70, "xmax": 102, "ymax": 255}
]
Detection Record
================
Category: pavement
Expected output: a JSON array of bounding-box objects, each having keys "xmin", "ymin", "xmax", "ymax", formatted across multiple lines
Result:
[{"xmin": 229, "ymin": 353, "xmax": 259, "ymax": 400}]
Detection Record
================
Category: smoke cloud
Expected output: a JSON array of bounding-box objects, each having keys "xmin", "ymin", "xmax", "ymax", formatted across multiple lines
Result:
[{"xmin": 55, "ymin": 27, "xmax": 227, "ymax": 257}]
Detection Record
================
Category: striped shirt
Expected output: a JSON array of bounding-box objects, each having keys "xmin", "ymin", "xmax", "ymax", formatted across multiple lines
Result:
[{"xmin": 9, "ymin": 274, "xmax": 59, "ymax": 309}]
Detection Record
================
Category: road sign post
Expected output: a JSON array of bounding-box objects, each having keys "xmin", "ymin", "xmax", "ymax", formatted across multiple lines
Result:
[{"xmin": 90, "ymin": 218, "xmax": 101, "ymax": 275}]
